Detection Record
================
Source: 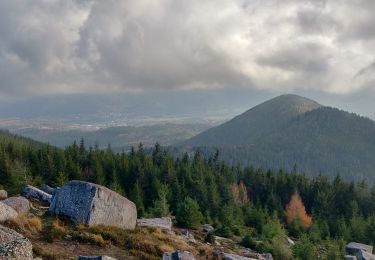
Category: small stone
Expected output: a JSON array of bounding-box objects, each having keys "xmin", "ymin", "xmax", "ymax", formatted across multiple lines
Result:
[
  {"xmin": 202, "ymin": 224, "xmax": 214, "ymax": 232},
  {"xmin": 162, "ymin": 251, "xmax": 196, "ymax": 260},
  {"xmin": 0, "ymin": 190, "xmax": 7, "ymax": 200},
  {"xmin": 137, "ymin": 217, "xmax": 172, "ymax": 232},
  {"xmin": 78, "ymin": 256, "xmax": 117, "ymax": 260}
]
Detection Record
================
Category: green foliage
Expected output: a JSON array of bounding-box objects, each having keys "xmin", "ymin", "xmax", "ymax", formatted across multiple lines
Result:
[
  {"xmin": 293, "ymin": 235, "xmax": 317, "ymax": 260},
  {"xmin": 176, "ymin": 197, "xmax": 203, "ymax": 229},
  {"xmin": 289, "ymin": 218, "xmax": 305, "ymax": 238},
  {"xmin": 149, "ymin": 183, "xmax": 170, "ymax": 217},
  {"xmin": 3, "ymin": 130, "xmax": 375, "ymax": 252}
]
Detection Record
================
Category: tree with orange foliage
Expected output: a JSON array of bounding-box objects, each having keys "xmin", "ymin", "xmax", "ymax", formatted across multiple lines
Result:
[
  {"xmin": 285, "ymin": 192, "xmax": 312, "ymax": 230},
  {"xmin": 230, "ymin": 181, "xmax": 249, "ymax": 206}
]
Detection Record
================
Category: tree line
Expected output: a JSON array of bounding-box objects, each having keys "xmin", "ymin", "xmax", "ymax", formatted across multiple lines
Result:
[{"xmin": 1, "ymin": 133, "xmax": 375, "ymax": 258}]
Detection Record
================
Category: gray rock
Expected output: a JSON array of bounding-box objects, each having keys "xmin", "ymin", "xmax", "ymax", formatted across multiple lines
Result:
[
  {"xmin": 202, "ymin": 224, "xmax": 214, "ymax": 232},
  {"xmin": 345, "ymin": 256, "xmax": 357, "ymax": 260},
  {"xmin": 162, "ymin": 251, "xmax": 196, "ymax": 260},
  {"xmin": 0, "ymin": 202, "xmax": 18, "ymax": 222},
  {"xmin": 137, "ymin": 217, "xmax": 172, "ymax": 232},
  {"xmin": 3, "ymin": 197, "xmax": 31, "ymax": 215},
  {"xmin": 49, "ymin": 181, "xmax": 137, "ymax": 229},
  {"xmin": 22, "ymin": 185, "xmax": 52, "ymax": 204},
  {"xmin": 220, "ymin": 253, "xmax": 256, "ymax": 260},
  {"xmin": 0, "ymin": 225, "xmax": 33, "ymax": 260},
  {"xmin": 0, "ymin": 190, "xmax": 7, "ymax": 201},
  {"xmin": 78, "ymin": 256, "xmax": 117, "ymax": 260},
  {"xmin": 41, "ymin": 184, "xmax": 57, "ymax": 195},
  {"xmin": 286, "ymin": 237, "xmax": 295, "ymax": 246},
  {"xmin": 356, "ymin": 250, "xmax": 375, "ymax": 260},
  {"xmin": 347, "ymin": 242, "xmax": 373, "ymax": 254}
]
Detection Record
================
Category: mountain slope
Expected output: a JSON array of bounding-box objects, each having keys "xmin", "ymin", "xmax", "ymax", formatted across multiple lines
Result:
[
  {"xmin": 182, "ymin": 95, "xmax": 375, "ymax": 182},
  {"xmin": 185, "ymin": 94, "xmax": 322, "ymax": 146}
]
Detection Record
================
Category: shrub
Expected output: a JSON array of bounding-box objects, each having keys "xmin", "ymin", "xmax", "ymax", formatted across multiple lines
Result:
[
  {"xmin": 204, "ymin": 231, "xmax": 215, "ymax": 244},
  {"xmin": 293, "ymin": 235, "xmax": 317, "ymax": 260},
  {"xmin": 43, "ymin": 219, "xmax": 67, "ymax": 242},
  {"xmin": 241, "ymin": 234, "xmax": 257, "ymax": 250}
]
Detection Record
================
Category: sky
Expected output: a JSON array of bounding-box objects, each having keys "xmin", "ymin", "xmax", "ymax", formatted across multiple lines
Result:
[{"xmin": 0, "ymin": 0, "xmax": 374, "ymax": 120}]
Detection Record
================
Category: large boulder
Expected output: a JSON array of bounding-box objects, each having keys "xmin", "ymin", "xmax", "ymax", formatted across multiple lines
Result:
[
  {"xmin": 137, "ymin": 217, "xmax": 172, "ymax": 232},
  {"xmin": 3, "ymin": 197, "xmax": 30, "ymax": 215},
  {"xmin": 0, "ymin": 190, "xmax": 7, "ymax": 201},
  {"xmin": 162, "ymin": 251, "xmax": 196, "ymax": 260},
  {"xmin": 0, "ymin": 225, "xmax": 33, "ymax": 259},
  {"xmin": 22, "ymin": 185, "xmax": 52, "ymax": 204},
  {"xmin": 0, "ymin": 202, "xmax": 18, "ymax": 222},
  {"xmin": 49, "ymin": 181, "xmax": 137, "ymax": 229}
]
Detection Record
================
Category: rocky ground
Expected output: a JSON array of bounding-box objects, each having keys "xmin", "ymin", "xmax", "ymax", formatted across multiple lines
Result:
[{"xmin": 0, "ymin": 183, "xmax": 271, "ymax": 260}]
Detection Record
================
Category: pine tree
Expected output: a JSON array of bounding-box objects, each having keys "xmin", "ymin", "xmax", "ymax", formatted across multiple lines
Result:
[
  {"xmin": 176, "ymin": 197, "xmax": 203, "ymax": 229},
  {"xmin": 150, "ymin": 183, "xmax": 170, "ymax": 217}
]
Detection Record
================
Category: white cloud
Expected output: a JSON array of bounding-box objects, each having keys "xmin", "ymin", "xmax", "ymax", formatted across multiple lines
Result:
[{"xmin": 0, "ymin": 0, "xmax": 375, "ymax": 96}]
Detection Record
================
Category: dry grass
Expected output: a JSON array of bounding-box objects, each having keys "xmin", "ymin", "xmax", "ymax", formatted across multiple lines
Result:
[
  {"xmin": 43, "ymin": 219, "xmax": 67, "ymax": 242},
  {"xmin": 72, "ymin": 231, "xmax": 111, "ymax": 247},
  {"xmin": 76, "ymin": 225, "xmax": 195, "ymax": 258},
  {"xmin": 4, "ymin": 215, "xmax": 43, "ymax": 236}
]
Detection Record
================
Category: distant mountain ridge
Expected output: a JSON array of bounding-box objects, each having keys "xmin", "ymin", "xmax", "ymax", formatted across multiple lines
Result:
[
  {"xmin": 185, "ymin": 94, "xmax": 322, "ymax": 146},
  {"xmin": 181, "ymin": 94, "xmax": 375, "ymax": 182}
]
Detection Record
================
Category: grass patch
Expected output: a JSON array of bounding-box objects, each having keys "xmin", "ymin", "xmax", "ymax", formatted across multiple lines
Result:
[
  {"xmin": 76, "ymin": 225, "xmax": 193, "ymax": 258},
  {"xmin": 3, "ymin": 215, "xmax": 43, "ymax": 236},
  {"xmin": 42, "ymin": 219, "xmax": 67, "ymax": 242}
]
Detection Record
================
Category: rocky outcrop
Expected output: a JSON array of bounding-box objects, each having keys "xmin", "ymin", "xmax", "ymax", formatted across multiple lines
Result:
[
  {"xmin": 162, "ymin": 251, "xmax": 196, "ymax": 260},
  {"xmin": 0, "ymin": 225, "xmax": 33, "ymax": 259},
  {"xmin": 137, "ymin": 217, "xmax": 172, "ymax": 232},
  {"xmin": 3, "ymin": 197, "xmax": 30, "ymax": 215},
  {"xmin": 41, "ymin": 184, "xmax": 56, "ymax": 195},
  {"xmin": 0, "ymin": 190, "xmax": 7, "ymax": 201},
  {"xmin": 22, "ymin": 185, "xmax": 52, "ymax": 204},
  {"xmin": 0, "ymin": 202, "xmax": 18, "ymax": 222},
  {"xmin": 49, "ymin": 181, "xmax": 137, "ymax": 229},
  {"xmin": 78, "ymin": 256, "xmax": 117, "ymax": 260}
]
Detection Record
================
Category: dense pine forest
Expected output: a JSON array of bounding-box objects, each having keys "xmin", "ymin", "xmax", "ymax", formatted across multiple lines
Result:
[{"xmin": 2, "ymin": 130, "xmax": 375, "ymax": 258}]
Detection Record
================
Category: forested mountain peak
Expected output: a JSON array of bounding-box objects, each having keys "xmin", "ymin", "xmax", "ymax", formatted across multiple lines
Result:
[
  {"xmin": 185, "ymin": 94, "xmax": 322, "ymax": 146},
  {"xmin": 181, "ymin": 94, "xmax": 375, "ymax": 182}
]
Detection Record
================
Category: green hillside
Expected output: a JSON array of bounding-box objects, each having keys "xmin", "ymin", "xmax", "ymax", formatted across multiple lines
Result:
[{"xmin": 182, "ymin": 95, "xmax": 375, "ymax": 182}]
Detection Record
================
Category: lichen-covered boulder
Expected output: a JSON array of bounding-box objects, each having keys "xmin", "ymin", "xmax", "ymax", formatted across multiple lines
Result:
[
  {"xmin": 3, "ymin": 197, "xmax": 31, "ymax": 216},
  {"xmin": 49, "ymin": 181, "xmax": 137, "ymax": 229},
  {"xmin": 137, "ymin": 217, "xmax": 172, "ymax": 232},
  {"xmin": 0, "ymin": 190, "xmax": 7, "ymax": 201},
  {"xmin": 0, "ymin": 202, "xmax": 18, "ymax": 222},
  {"xmin": 22, "ymin": 185, "xmax": 52, "ymax": 204},
  {"xmin": 0, "ymin": 225, "xmax": 33, "ymax": 259},
  {"xmin": 41, "ymin": 184, "xmax": 56, "ymax": 195},
  {"xmin": 162, "ymin": 251, "xmax": 196, "ymax": 260}
]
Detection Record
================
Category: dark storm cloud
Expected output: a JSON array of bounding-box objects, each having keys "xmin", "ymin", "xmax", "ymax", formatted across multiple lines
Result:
[{"xmin": 0, "ymin": 0, "xmax": 375, "ymax": 96}]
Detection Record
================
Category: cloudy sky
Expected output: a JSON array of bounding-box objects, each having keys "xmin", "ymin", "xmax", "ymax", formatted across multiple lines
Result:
[{"xmin": 0, "ymin": 0, "xmax": 374, "ymax": 118}]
